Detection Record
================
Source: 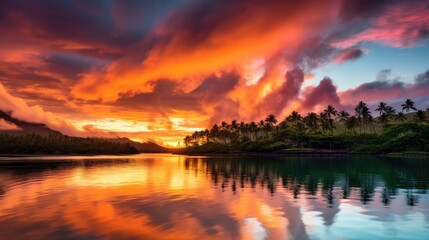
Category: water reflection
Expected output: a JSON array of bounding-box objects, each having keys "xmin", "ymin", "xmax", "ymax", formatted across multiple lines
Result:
[
  {"xmin": 0, "ymin": 154, "xmax": 428, "ymax": 239},
  {"xmin": 184, "ymin": 156, "xmax": 429, "ymax": 206}
]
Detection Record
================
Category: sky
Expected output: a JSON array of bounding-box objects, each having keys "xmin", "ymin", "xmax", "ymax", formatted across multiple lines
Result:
[{"xmin": 0, "ymin": 0, "xmax": 429, "ymax": 146}]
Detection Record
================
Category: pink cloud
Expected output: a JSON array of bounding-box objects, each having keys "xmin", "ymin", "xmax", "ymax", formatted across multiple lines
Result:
[
  {"xmin": 336, "ymin": 1, "xmax": 429, "ymax": 48},
  {"xmin": 339, "ymin": 69, "xmax": 429, "ymax": 105}
]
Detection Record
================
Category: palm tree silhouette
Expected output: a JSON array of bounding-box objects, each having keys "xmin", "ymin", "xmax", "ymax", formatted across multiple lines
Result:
[
  {"xmin": 402, "ymin": 99, "xmax": 417, "ymax": 121},
  {"xmin": 367, "ymin": 115, "xmax": 377, "ymax": 134},
  {"xmin": 258, "ymin": 120, "xmax": 266, "ymax": 138},
  {"xmin": 304, "ymin": 112, "xmax": 319, "ymax": 133},
  {"xmin": 265, "ymin": 114, "xmax": 278, "ymax": 126},
  {"xmin": 287, "ymin": 111, "xmax": 303, "ymax": 131},
  {"xmin": 355, "ymin": 101, "xmax": 368, "ymax": 133},
  {"xmin": 249, "ymin": 121, "xmax": 258, "ymax": 140},
  {"xmin": 324, "ymin": 105, "xmax": 338, "ymax": 120},
  {"xmin": 384, "ymin": 106, "xmax": 396, "ymax": 122},
  {"xmin": 345, "ymin": 116, "xmax": 358, "ymax": 135},
  {"xmin": 375, "ymin": 102, "xmax": 387, "ymax": 115},
  {"xmin": 203, "ymin": 129, "xmax": 210, "ymax": 142},
  {"xmin": 337, "ymin": 110, "xmax": 350, "ymax": 122},
  {"xmin": 336, "ymin": 110, "xmax": 350, "ymax": 133}
]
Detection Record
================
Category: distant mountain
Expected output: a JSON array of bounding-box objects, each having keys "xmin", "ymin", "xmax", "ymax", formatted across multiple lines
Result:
[
  {"xmin": 0, "ymin": 110, "xmax": 172, "ymax": 153},
  {"xmin": 0, "ymin": 110, "xmax": 61, "ymax": 136},
  {"xmin": 110, "ymin": 137, "xmax": 173, "ymax": 153}
]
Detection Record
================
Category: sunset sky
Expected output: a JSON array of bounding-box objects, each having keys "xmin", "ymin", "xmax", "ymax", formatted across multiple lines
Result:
[{"xmin": 0, "ymin": 0, "xmax": 429, "ymax": 146}]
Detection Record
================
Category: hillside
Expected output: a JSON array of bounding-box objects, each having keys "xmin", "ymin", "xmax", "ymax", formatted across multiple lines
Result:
[
  {"xmin": 110, "ymin": 137, "xmax": 173, "ymax": 153},
  {"xmin": 0, "ymin": 110, "xmax": 170, "ymax": 154},
  {"xmin": 0, "ymin": 110, "xmax": 61, "ymax": 136}
]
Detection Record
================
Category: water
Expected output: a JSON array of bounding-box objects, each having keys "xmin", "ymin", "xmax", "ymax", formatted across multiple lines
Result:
[{"xmin": 0, "ymin": 154, "xmax": 428, "ymax": 239}]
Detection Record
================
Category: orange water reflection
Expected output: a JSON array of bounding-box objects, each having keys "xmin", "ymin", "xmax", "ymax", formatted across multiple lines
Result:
[{"xmin": 0, "ymin": 154, "xmax": 428, "ymax": 239}]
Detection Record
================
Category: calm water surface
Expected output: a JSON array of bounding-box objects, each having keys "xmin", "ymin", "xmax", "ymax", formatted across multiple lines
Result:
[{"xmin": 0, "ymin": 154, "xmax": 428, "ymax": 239}]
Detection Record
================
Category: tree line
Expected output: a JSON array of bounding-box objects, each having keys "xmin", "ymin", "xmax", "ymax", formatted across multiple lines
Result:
[
  {"xmin": 184, "ymin": 98, "xmax": 428, "ymax": 147},
  {"xmin": 0, "ymin": 134, "xmax": 139, "ymax": 154}
]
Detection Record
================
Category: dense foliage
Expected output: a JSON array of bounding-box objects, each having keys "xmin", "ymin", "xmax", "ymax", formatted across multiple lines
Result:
[
  {"xmin": 0, "ymin": 134, "xmax": 139, "ymax": 154},
  {"xmin": 181, "ymin": 99, "xmax": 429, "ymax": 154}
]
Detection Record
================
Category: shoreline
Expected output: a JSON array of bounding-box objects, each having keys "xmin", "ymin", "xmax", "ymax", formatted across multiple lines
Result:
[
  {"xmin": 0, "ymin": 150, "xmax": 428, "ymax": 160},
  {"xmin": 173, "ymin": 149, "xmax": 429, "ymax": 157}
]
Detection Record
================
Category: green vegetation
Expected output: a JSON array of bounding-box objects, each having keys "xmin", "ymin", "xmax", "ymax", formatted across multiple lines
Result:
[
  {"xmin": 0, "ymin": 134, "xmax": 139, "ymax": 155},
  {"xmin": 180, "ymin": 99, "xmax": 429, "ymax": 154}
]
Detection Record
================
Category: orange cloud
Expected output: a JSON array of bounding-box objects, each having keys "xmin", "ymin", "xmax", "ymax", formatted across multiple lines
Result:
[
  {"xmin": 0, "ymin": 118, "xmax": 21, "ymax": 130},
  {"xmin": 1, "ymin": 0, "xmax": 428, "ymax": 145},
  {"xmin": 72, "ymin": 0, "xmax": 342, "ymax": 101}
]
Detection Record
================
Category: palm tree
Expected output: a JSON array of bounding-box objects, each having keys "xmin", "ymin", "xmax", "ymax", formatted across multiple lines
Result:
[
  {"xmin": 249, "ymin": 121, "xmax": 258, "ymax": 140},
  {"xmin": 265, "ymin": 114, "xmax": 278, "ymax": 136},
  {"xmin": 384, "ymin": 106, "xmax": 396, "ymax": 122},
  {"xmin": 210, "ymin": 124, "xmax": 220, "ymax": 142},
  {"xmin": 287, "ymin": 111, "xmax": 303, "ymax": 127},
  {"xmin": 304, "ymin": 112, "xmax": 319, "ymax": 133},
  {"xmin": 203, "ymin": 129, "xmax": 210, "ymax": 143},
  {"xmin": 184, "ymin": 136, "xmax": 191, "ymax": 147},
  {"xmin": 355, "ymin": 101, "xmax": 370, "ymax": 133},
  {"xmin": 414, "ymin": 110, "xmax": 427, "ymax": 123},
  {"xmin": 345, "ymin": 116, "xmax": 358, "ymax": 135},
  {"xmin": 375, "ymin": 102, "xmax": 387, "ymax": 115},
  {"xmin": 366, "ymin": 115, "xmax": 377, "ymax": 134},
  {"xmin": 337, "ymin": 110, "xmax": 350, "ymax": 122},
  {"xmin": 378, "ymin": 113, "xmax": 390, "ymax": 126},
  {"xmin": 324, "ymin": 105, "xmax": 338, "ymax": 120},
  {"xmin": 395, "ymin": 112, "xmax": 406, "ymax": 123},
  {"xmin": 355, "ymin": 101, "xmax": 367, "ymax": 120},
  {"xmin": 323, "ymin": 105, "xmax": 338, "ymax": 134},
  {"xmin": 319, "ymin": 112, "xmax": 335, "ymax": 133},
  {"xmin": 220, "ymin": 121, "xmax": 230, "ymax": 144},
  {"xmin": 336, "ymin": 110, "xmax": 350, "ymax": 133},
  {"xmin": 402, "ymin": 99, "xmax": 417, "ymax": 120},
  {"xmin": 231, "ymin": 120, "xmax": 238, "ymax": 133},
  {"xmin": 258, "ymin": 120, "xmax": 266, "ymax": 138}
]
